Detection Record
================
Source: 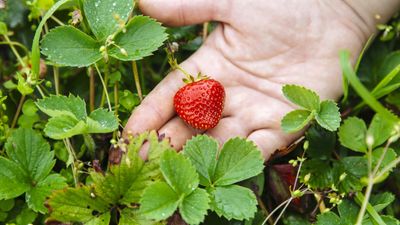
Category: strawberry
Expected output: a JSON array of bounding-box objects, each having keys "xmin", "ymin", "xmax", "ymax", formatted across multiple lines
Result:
[{"xmin": 174, "ymin": 77, "xmax": 225, "ymax": 130}]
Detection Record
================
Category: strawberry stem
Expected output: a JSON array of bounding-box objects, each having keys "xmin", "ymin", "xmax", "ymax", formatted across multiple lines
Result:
[{"xmin": 165, "ymin": 44, "xmax": 194, "ymax": 81}]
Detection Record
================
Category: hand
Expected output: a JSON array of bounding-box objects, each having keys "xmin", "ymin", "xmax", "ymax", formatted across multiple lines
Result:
[{"xmin": 125, "ymin": 0, "xmax": 398, "ymax": 159}]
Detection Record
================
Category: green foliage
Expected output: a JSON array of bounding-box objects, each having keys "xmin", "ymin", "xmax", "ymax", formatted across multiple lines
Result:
[
  {"xmin": 281, "ymin": 85, "xmax": 341, "ymax": 133},
  {"xmin": 36, "ymin": 94, "xmax": 118, "ymax": 139},
  {"xmin": 183, "ymin": 135, "xmax": 264, "ymax": 221},
  {"xmin": 0, "ymin": 128, "xmax": 67, "ymax": 213}
]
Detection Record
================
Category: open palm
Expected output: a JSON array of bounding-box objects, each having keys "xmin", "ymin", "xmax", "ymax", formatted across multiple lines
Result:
[{"xmin": 125, "ymin": 0, "xmax": 374, "ymax": 159}]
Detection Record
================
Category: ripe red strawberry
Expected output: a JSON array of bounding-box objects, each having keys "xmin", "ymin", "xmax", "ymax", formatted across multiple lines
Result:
[{"xmin": 174, "ymin": 78, "xmax": 225, "ymax": 130}]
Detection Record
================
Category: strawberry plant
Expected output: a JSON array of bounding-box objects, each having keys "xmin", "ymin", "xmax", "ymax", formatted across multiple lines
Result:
[{"xmin": 0, "ymin": 0, "xmax": 400, "ymax": 225}]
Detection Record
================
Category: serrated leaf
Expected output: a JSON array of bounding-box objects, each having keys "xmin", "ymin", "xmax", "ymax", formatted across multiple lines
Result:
[
  {"xmin": 26, "ymin": 174, "xmax": 67, "ymax": 213},
  {"xmin": 183, "ymin": 135, "xmax": 218, "ymax": 186},
  {"xmin": 140, "ymin": 182, "xmax": 180, "ymax": 221},
  {"xmin": 44, "ymin": 115, "xmax": 87, "ymax": 139},
  {"xmin": 338, "ymin": 117, "xmax": 367, "ymax": 152},
  {"xmin": 371, "ymin": 147, "xmax": 397, "ymax": 171},
  {"xmin": 83, "ymin": 0, "xmax": 133, "ymax": 40},
  {"xmin": 281, "ymin": 110, "xmax": 314, "ymax": 133},
  {"xmin": 109, "ymin": 16, "xmax": 167, "ymax": 61},
  {"xmin": 300, "ymin": 159, "xmax": 333, "ymax": 189},
  {"xmin": 5, "ymin": 128, "xmax": 54, "ymax": 182},
  {"xmin": 282, "ymin": 85, "xmax": 320, "ymax": 111},
  {"xmin": 0, "ymin": 157, "xmax": 29, "ymax": 199},
  {"xmin": 367, "ymin": 113, "xmax": 396, "ymax": 148},
  {"xmin": 179, "ymin": 188, "xmax": 209, "ymax": 225},
  {"xmin": 36, "ymin": 95, "xmax": 87, "ymax": 120},
  {"xmin": 41, "ymin": 26, "xmax": 102, "ymax": 67},
  {"xmin": 370, "ymin": 192, "xmax": 395, "ymax": 212},
  {"xmin": 305, "ymin": 125, "xmax": 336, "ymax": 159},
  {"xmin": 341, "ymin": 157, "xmax": 368, "ymax": 178},
  {"xmin": 47, "ymin": 186, "xmax": 110, "ymax": 223},
  {"xmin": 119, "ymin": 208, "xmax": 163, "ymax": 225},
  {"xmin": 315, "ymin": 212, "xmax": 340, "ymax": 225},
  {"xmin": 85, "ymin": 212, "xmax": 111, "ymax": 225},
  {"xmin": 213, "ymin": 138, "xmax": 264, "ymax": 186},
  {"xmin": 315, "ymin": 100, "xmax": 341, "ymax": 131},
  {"xmin": 160, "ymin": 150, "xmax": 199, "ymax": 195},
  {"xmin": 209, "ymin": 185, "xmax": 257, "ymax": 221},
  {"xmin": 86, "ymin": 108, "xmax": 119, "ymax": 133}
]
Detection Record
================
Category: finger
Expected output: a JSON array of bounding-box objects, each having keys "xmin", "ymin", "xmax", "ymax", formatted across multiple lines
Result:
[
  {"xmin": 206, "ymin": 117, "xmax": 250, "ymax": 145},
  {"xmin": 247, "ymin": 129, "xmax": 299, "ymax": 160},
  {"xmin": 158, "ymin": 117, "xmax": 201, "ymax": 149},
  {"xmin": 139, "ymin": 0, "xmax": 228, "ymax": 26}
]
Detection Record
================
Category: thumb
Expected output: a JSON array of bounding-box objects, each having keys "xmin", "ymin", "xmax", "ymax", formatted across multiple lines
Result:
[{"xmin": 138, "ymin": 0, "xmax": 227, "ymax": 26}]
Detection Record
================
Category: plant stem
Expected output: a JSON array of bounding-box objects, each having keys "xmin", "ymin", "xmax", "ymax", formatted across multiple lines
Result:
[
  {"xmin": 50, "ymin": 15, "xmax": 65, "ymax": 26},
  {"xmin": 89, "ymin": 67, "xmax": 95, "ymax": 112},
  {"xmin": 375, "ymin": 156, "xmax": 400, "ymax": 179},
  {"xmin": 99, "ymin": 63, "xmax": 110, "ymax": 108},
  {"xmin": 132, "ymin": 61, "xmax": 143, "ymax": 101},
  {"xmin": 202, "ymin": 22, "xmax": 209, "ymax": 40},
  {"xmin": 94, "ymin": 63, "xmax": 112, "ymax": 111},
  {"xmin": 0, "ymin": 41, "xmax": 30, "ymax": 57},
  {"xmin": 355, "ymin": 193, "xmax": 386, "ymax": 225},
  {"xmin": 64, "ymin": 138, "xmax": 79, "ymax": 187},
  {"xmin": 257, "ymin": 197, "xmax": 274, "ymax": 225},
  {"xmin": 11, "ymin": 95, "xmax": 25, "ymax": 129},
  {"xmin": 53, "ymin": 66, "xmax": 60, "ymax": 95},
  {"xmin": 2, "ymin": 35, "xmax": 26, "ymax": 68},
  {"xmin": 83, "ymin": 134, "xmax": 96, "ymax": 158},
  {"xmin": 36, "ymin": 85, "xmax": 46, "ymax": 98},
  {"xmin": 262, "ymin": 198, "xmax": 293, "ymax": 225},
  {"xmin": 114, "ymin": 82, "xmax": 119, "ymax": 115},
  {"xmin": 314, "ymin": 193, "xmax": 326, "ymax": 213},
  {"xmin": 355, "ymin": 175, "xmax": 374, "ymax": 225}
]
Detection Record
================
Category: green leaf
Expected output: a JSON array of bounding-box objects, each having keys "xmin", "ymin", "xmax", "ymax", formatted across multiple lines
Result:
[
  {"xmin": 119, "ymin": 208, "xmax": 163, "ymax": 225},
  {"xmin": 367, "ymin": 113, "xmax": 396, "ymax": 148},
  {"xmin": 44, "ymin": 116, "xmax": 87, "ymax": 139},
  {"xmin": 84, "ymin": 0, "xmax": 133, "ymax": 40},
  {"xmin": 160, "ymin": 150, "xmax": 199, "ymax": 195},
  {"xmin": 0, "ymin": 199, "xmax": 15, "ymax": 212},
  {"xmin": 209, "ymin": 185, "xmax": 257, "ymax": 221},
  {"xmin": 109, "ymin": 16, "xmax": 167, "ymax": 61},
  {"xmin": 370, "ymin": 192, "xmax": 395, "ymax": 212},
  {"xmin": 282, "ymin": 84, "xmax": 320, "ymax": 111},
  {"xmin": 5, "ymin": 128, "xmax": 54, "ymax": 182},
  {"xmin": 301, "ymin": 159, "xmax": 333, "ymax": 189},
  {"xmin": 47, "ymin": 186, "xmax": 110, "ymax": 223},
  {"xmin": 36, "ymin": 95, "xmax": 87, "ymax": 120},
  {"xmin": 338, "ymin": 117, "xmax": 367, "ymax": 152},
  {"xmin": 183, "ymin": 135, "xmax": 218, "ymax": 186},
  {"xmin": 140, "ymin": 182, "xmax": 180, "ymax": 221},
  {"xmin": 41, "ymin": 26, "xmax": 102, "ymax": 67},
  {"xmin": 371, "ymin": 147, "xmax": 397, "ymax": 171},
  {"xmin": 338, "ymin": 199, "xmax": 359, "ymax": 224},
  {"xmin": 0, "ymin": 157, "xmax": 29, "ymax": 199},
  {"xmin": 0, "ymin": 22, "xmax": 8, "ymax": 35},
  {"xmin": 341, "ymin": 157, "xmax": 368, "ymax": 178},
  {"xmin": 26, "ymin": 174, "xmax": 67, "ymax": 213},
  {"xmin": 213, "ymin": 138, "xmax": 264, "ymax": 186},
  {"xmin": 305, "ymin": 125, "xmax": 336, "ymax": 159},
  {"xmin": 179, "ymin": 188, "xmax": 209, "ymax": 225},
  {"xmin": 315, "ymin": 100, "xmax": 341, "ymax": 131},
  {"xmin": 281, "ymin": 110, "xmax": 314, "ymax": 133},
  {"xmin": 315, "ymin": 212, "xmax": 340, "ymax": 225},
  {"xmin": 86, "ymin": 108, "xmax": 119, "ymax": 133}
]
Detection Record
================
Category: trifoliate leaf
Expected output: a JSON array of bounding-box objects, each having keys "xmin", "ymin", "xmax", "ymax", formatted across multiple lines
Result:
[
  {"xmin": 315, "ymin": 100, "xmax": 341, "ymax": 131},
  {"xmin": 44, "ymin": 115, "xmax": 87, "ymax": 139},
  {"xmin": 282, "ymin": 85, "xmax": 320, "ymax": 111},
  {"xmin": 86, "ymin": 108, "xmax": 119, "ymax": 133},
  {"xmin": 36, "ymin": 95, "xmax": 87, "ymax": 120},
  {"xmin": 0, "ymin": 157, "xmax": 29, "ymax": 199},
  {"xmin": 26, "ymin": 174, "xmax": 67, "ymax": 213},
  {"xmin": 183, "ymin": 135, "xmax": 218, "ymax": 186},
  {"xmin": 213, "ymin": 138, "xmax": 264, "ymax": 186},
  {"xmin": 160, "ymin": 150, "xmax": 199, "ymax": 195},
  {"xmin": 338, "ymin": 117, "xmax": 367, "ymax": 152},
  {"xmin": 209, "ymin": 185, "xmax": 257, "ymax": 221},
  {"xmin": 315, "ymin": 212, "xmax": 340, "ymax": 225},
  {"xmin": 47, "ymin": 186, "xmax": 110, "ymax": 223},
  {"xmin": 179, "ymin": 188, "xmax": 209, "ymax": 225},
  {"xmin": 109, "ymin": 16, "xmax": 167, "ymax": 61},
  {"xmin": 281, "ymin": 110, "xmax": 314, "ymax": 133},
  {"xmin": 41, "ymin": 26, "xmax": 102, "ymax": 67},
  {"xmin": 5, "ymin": 128, "xmax": 54, "ymax": 182},
  {"xmin": 140, "ymin": 182, "xmax": 180, "ymax": 221},
  {"xmin": 370, "ymin": 192, "xmax": 395, "ymax": 212},
  {"xmin": 83, "ymin": 0, "xmax": 133, "ymax": 41},
  {"xmin": 367, "ymin": 113, "xmax": 396, "ymax": 148}
]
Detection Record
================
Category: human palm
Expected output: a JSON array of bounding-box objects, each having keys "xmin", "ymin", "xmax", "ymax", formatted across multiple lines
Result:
[{"xmin": 125, "ymin": 0, "xmax": 371, "ymax": 159}]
